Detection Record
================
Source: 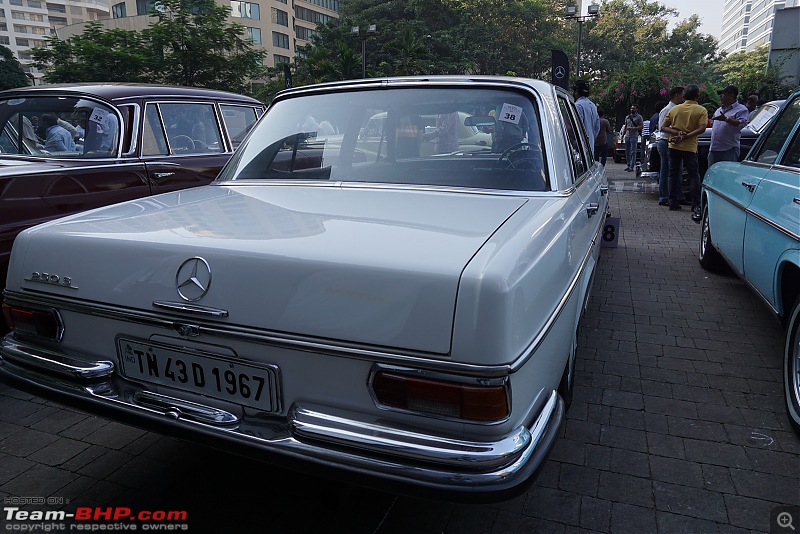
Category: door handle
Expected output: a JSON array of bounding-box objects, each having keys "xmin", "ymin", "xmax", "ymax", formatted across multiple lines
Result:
[
  {"xmin": 586, "ymin": 203, "xmax": 599, "ymax": 218},
  {"xmin": 600, "ymin": 185, "xmax": 609, "ymax": 196},
  {"xmin": 793, "ymin": 198, "xmax": 800, "ymax": 205},
  {"xmin": 153, "ymin": 172, "xmax": 175, "ymax": 179},
  {"xmin": 741, "ymin": 181, "xmax": 756, "ymax": 192}
]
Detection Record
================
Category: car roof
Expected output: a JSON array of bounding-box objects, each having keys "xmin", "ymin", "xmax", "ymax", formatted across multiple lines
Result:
[{"xmin": 0, "ymin": 83, "xmax": 263, "ymax": 105}]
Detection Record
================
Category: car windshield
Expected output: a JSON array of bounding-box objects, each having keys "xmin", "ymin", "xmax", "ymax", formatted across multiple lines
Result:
[
  {"xmin": 0, "ymin": 96, "xmax": 119, "ymax": 158},
  {"xmin": 219, "ymin": 87, "xmax": 548, "ymax": 191}
]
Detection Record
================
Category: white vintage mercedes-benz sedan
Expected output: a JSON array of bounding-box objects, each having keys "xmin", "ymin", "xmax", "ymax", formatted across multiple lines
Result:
[{"xmin": 1, "ymin": 77, "xmax": 607, "ymax": 500}]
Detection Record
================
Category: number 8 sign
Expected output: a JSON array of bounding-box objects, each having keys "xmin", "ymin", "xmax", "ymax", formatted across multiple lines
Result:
[{"xmin": 601, "ymin": 217, "xmax": 620, "ymax": 248}]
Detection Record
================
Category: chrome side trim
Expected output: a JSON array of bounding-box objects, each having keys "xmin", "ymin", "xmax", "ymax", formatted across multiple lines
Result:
[
  {"xmin": 704, "ymin": 187, "xmax": 800, "ymax": 242},
  {"xmin": 133, "ymin": 391, "xmax": 239, "ymax": 425},
  {"xmin": 508, "ymin": 202, "xmax": 605, "ymax": 373},
  {"xmin": 746, "ymin": 208, "xmax": 800, "ymax": 242},
  {"xmin": 0, "ymin": 161, "xmax": 146, "ymax": 177},
  {"xmin": 1, "ymin": 337, "xmax": 113, "ymax": 379}
]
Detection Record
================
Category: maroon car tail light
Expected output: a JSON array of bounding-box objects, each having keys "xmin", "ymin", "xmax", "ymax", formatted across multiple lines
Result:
[
  {"xmin": 372, "ymin": 371, "xmax": 509, "ymax": 422},
  {"xmin": 2, "ymin": 303, "xmax": 63, "ymax": 341}
]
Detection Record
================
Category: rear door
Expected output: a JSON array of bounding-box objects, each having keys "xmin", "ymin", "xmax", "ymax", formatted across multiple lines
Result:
[{"xmin": 142, "ymin": 101, "xmax": 233, "ymax": 193}]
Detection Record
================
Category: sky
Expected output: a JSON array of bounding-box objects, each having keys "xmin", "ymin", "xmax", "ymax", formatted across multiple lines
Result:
[{"xmin": 658, "ymin": 0, "xmax": 724, "ymax": 39}]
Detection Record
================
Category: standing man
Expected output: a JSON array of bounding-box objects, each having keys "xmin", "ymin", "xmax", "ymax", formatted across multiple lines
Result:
[
  {"xmin": 594, "ymin": 109, "xmax": 614, "ymax": 166},
  {"xmin": 746, "ymin": 94, "xmax": 759, "ymax": 117},
  {"xmin": 661, "ymin": 84, "xmax": 707, "ymax": 222},
  {"xmin": 656, "ymin": 86, "xmax": 685, "ymax": 205},
  {"xmin": 623, "ymin": 104, "xmax": 643, "ymax": 172},
  {"xmin": 708, "ymin": 85, "xmax": 749, "ymax": 167},
  {"xmin": 572, "ymin": 80, "xmax": 600, "ymax": 157}
]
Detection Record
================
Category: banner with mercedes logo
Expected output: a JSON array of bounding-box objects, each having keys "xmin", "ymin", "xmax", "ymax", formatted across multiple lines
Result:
[{"xmin": 551, "ymin": 50, "xmax": 569, "ymax": 91}]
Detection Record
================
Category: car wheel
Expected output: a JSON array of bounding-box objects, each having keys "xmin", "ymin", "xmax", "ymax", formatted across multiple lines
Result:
[
  {"xmin": 785, "ymin": 297, "xmax": 800, "ymax": 435},
  {"xmin": 699, "ymin": 204, "xmax": 724, "ymax": 271}
]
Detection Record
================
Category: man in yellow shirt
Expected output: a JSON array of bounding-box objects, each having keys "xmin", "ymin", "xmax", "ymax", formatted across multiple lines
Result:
[{"xmin": 661, "ymin": 84, "xmax": 708, "ymax": 221}]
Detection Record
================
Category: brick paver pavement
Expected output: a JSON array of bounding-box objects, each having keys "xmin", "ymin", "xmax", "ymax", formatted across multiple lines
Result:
[{"xmin": 0, "ymin": 161, "xmax": 798, "ymax": 533}]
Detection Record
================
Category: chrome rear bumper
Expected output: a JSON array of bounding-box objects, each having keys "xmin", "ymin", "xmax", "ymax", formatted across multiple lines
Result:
[{"xmin": 0, "ymin": 335, "xmax": 563, "ymax": 500}]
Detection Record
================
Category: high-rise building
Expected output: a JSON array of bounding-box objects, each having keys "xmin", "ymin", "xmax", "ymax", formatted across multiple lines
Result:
[
  {"xmin": 0, "ymin": 0, "xmax": 109, "ymax": 82},
  {"xmin": 58, "ymin": 0, "xmax": 339, "ymax": 69},
  {"xmin": 720, "ymin": 0, "xmax": 800, "ymax": 54}
]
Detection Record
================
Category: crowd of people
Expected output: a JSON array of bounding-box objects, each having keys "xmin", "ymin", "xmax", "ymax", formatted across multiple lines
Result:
[{"xmin": 570, "ymin": 80, "xmax": 752, "ymax": 224}]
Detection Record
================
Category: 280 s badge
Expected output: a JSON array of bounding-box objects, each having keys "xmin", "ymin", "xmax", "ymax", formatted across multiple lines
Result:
[{"xmin": 25, "ymin": 272, "xmax": 78, "ymax": 289}]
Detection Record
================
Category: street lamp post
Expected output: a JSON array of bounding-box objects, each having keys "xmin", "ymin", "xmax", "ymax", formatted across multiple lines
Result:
[
  {"xmin": 350, "ymin": 24, "xmax": 377, "ymax": 79},
  {"xmin": 565, "ymin": 3, "xmax": 600, "ymax": 78}
]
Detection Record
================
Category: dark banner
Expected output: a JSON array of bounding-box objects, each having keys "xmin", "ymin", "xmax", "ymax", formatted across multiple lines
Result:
[
  {"xmin": 283, "ymin": 63, "xmax": 293, "ymax": 89},
  {"xmin": 551, "ymin": 50, "xmax": 570, "ymax": 90}
]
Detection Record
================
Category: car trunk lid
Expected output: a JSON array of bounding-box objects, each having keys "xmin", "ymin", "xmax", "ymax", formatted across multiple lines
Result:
[{"xmin": 13, "ymin": 185, "xmax": 530, "ymax": 354}]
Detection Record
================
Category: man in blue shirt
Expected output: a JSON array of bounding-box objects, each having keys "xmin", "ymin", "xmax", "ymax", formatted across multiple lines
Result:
[
  {"xmin": 572, "ymin": 80, "xmax": 600, "ymax": 157},
  {"xmin": 41, "ymin": 114, "xmax": 76, "ymax": 152}
]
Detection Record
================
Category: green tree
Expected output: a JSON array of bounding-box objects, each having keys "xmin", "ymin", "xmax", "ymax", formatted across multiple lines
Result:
[
  {"xmin": 583, "ymin": 0, "xmax": 719, "ymax": 124},
  {"xmin": 712, "ymin": 46, "xmax": 796, "ymax": 101},
  {"xmin": 32, "ymin": 0, "xmax": 264, "ymax": 92},
  {"xmin": 32, "ymin": 21, "xmax": 148, "ymax": 83},
  {"xmin": 0, "ymin": 45, "xmax": 31, "ymax": 89},
  {"xmin": 141, "ymin": 0, "xmax": 265, "ymax": 92},
  {"xmin": 390, "ymin": 27, "xmax": 428, "ymax": 76}
]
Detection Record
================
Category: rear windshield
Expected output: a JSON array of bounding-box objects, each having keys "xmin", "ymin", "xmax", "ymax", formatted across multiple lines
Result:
[
  {"xmin": 0, "ymin": 96, "xmax": 119, "ymax": 158},
  {"xmin": 218, "ymin": 87, "xmax": 548, "ymax": 191}
]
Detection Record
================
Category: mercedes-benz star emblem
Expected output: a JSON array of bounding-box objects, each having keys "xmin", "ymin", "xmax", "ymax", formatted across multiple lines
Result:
[
  {"xmin": 555, "ymin": 66, "xmax": 566, "ymax": 79},
  {"xmin": 176, "ymin": 257, "xmax": 212, "ymax": 302}
]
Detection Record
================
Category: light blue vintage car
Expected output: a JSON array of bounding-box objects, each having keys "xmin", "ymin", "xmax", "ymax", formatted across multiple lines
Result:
[{"xmin": 699, "ymin": 88, "xmax": 800, "ymax": 434}]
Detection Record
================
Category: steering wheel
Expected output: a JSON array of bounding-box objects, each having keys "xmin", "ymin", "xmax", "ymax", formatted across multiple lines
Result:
[
  {"xmin": 170, "ymin": 135, "xmax": 195, "ymax": 152},
  {"xmin": 498, "ymin": 142, "xmax": 541, "ymax": 170}
]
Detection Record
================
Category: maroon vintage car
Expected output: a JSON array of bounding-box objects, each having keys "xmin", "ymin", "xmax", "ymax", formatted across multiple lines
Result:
[{"xmin": 0, "ymin": 83, "xmax": 264, "ymax": 298}]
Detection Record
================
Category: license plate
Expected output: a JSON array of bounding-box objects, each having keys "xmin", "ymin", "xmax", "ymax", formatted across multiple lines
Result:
[{"xmin": 117, "ymin": 338, "xmax": 280, "ymax": 412}]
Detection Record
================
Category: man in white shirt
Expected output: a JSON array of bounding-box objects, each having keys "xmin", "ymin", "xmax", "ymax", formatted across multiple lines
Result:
[{"xmin": 572, "ymin": 80, "xmax": 600, "ymax": 157}]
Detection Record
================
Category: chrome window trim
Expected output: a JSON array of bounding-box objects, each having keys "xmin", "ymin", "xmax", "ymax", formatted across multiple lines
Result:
[
  {"xmin": 218, "ymin": 103, "xmax": 262, "ymax": 150},
  {"xmin": 148, "ymin": 100, "xmax": 229, "ymax": 154},
  {"xmin": 0, "ymin": 93, "xmax": 126, "ymax": 158},
  {"xmin": 119, "ymin": 102, "xmax": 141, "ymax": 157}
]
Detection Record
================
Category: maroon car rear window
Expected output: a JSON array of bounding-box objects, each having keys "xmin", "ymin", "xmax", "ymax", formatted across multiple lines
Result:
[{"xmin": 0, "ymin": 96, "xmax": 119, "ymax": 158}]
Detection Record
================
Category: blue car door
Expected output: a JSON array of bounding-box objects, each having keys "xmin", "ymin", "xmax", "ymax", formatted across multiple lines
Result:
[{"xmin": 742, "ymin": 95, "xmax": 800, "ymax": 308}]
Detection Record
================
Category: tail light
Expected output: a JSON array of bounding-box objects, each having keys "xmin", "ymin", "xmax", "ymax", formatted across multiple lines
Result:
[
  {"xmin": 372, "ymin": 371, "xmax": 509, "ymax": 422},
  {"xmin": 2, "ymin": 303, "xmax": 63, "ymax": 341}
]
